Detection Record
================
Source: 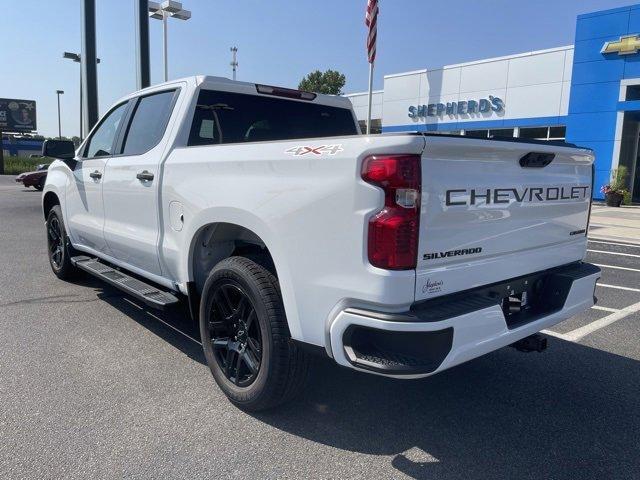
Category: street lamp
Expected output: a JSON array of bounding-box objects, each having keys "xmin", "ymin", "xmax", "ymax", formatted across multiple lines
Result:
[
  {"xmin": 56, "ymin": 90, "xmax": 64, "ymax": 139},
  {"xmin": 148, "ymin": 1, "xmax": 191, "ymax": 82},
  {"xmin": 63, "ymin": 52, "xmax": 100, "ymax": 141}
]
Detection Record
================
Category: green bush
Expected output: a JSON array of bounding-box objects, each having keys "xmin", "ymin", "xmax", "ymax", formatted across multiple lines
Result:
[
  {"xmin": 610, "ymin": 165, "xmax": 629, "ymax": 193},
  {"xmin": 2, "ymin": 156, "xmax": 45, "ymax": 175}
]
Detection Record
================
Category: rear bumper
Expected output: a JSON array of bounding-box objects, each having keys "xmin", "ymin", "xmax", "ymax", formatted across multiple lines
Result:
[{"xmin": 329, "ymin": 262, "xmax": 600, "ymax": 378}]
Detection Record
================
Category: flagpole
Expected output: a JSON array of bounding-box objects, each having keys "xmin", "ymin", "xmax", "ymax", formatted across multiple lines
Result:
[{"xmin": 366, "ymin": 62, "xmax": 374, "ymax": 135}]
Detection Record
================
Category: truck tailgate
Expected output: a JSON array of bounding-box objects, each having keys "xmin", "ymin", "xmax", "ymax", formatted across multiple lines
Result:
[{"xmin": 415, "ymin": 136, "xmax": 594, "ymax": 302}]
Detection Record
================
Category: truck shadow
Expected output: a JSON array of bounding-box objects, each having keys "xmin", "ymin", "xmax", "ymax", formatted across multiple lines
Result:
[
  {"xmin": 91, "ymin": 284, "xmax": 640, "ymax": 479},
  {"xmin": 258, "ymin": 338, "xmax": 640, "ymax": 479},
  {"xmin": 90, "ymin": 282, "xmax": 205, "ymax": 365}
]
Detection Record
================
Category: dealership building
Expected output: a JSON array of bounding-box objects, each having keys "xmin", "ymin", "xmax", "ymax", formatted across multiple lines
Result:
[{"xmin": 347, "ymin": 4, "xmax": 640, "ymax": 201}]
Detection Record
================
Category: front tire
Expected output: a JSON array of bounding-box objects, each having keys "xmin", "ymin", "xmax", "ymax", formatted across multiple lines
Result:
[
  {"xmin": 46, "ymin": 205, "xmax": 77, "ymax": 280},
  {"xmin": 199, "ymin": 256, "xmax": 309, "ymax": 411}
]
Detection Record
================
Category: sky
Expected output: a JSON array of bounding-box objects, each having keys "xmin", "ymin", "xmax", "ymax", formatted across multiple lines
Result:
[{"xmin": 0, "ymin": 0, "xmax": 637, "ymax": 138}]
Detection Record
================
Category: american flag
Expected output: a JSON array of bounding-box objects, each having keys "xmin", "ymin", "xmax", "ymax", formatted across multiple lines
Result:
[{"xmin": 365, "ymin": 0, "xmax": 378, "ymax": 64}]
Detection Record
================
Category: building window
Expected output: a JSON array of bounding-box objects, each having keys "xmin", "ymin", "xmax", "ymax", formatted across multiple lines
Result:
[
  {"xmin": 626, "ymin": 85, "xmax": 640, "ymax": 100},
  {"xmin": 430, "ymin": 130, "xmax": 461, "ymax": 135},
  {"xmin": 464, "ymin": 129, "xmax": 489, "ymax": 138},
  {"xmin": 519, "ymin": 126, "xmax": 566, "ymax": 141},
  {"xmin": 489, "ymin": 128, "xmax": 514, "ymax": 138},
  {"xmin": 548, "ymin": 126, "xmax": 566, "ymax": 140}
]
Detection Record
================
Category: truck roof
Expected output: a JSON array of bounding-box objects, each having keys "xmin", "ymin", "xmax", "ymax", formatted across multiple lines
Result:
[{"xmin": 121, "ymin": 75, "xmax": 353, "ymax": 110}]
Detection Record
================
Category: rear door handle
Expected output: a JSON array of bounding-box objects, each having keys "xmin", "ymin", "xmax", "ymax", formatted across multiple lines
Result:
[
  {"xmin": 89, "ymin": 170, "xmax": 102, "ymax": 179},
  {"xmin": 136, "ymin": 170, "xmax": 154, "ymax": 181}
]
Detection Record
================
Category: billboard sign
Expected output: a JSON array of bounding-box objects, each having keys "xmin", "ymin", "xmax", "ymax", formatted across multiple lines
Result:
[{"xmin": 0, "ymin": 98, "xmax": 37, "ymax": 132}]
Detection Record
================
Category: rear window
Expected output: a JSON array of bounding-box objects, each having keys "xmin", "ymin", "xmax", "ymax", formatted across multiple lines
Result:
[{"xmin": 188, "ymin": 89, "xmax": 358, "ymax": 146}]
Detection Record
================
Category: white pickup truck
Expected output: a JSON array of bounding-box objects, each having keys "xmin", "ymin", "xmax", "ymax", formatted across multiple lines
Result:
[{"xmin": 42, "ymin": 76, "xmax": 600, "ymax": 410}]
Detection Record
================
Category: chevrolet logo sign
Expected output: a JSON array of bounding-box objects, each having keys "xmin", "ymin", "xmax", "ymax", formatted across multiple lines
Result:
[{"xmin": 601, "ymin": 34, "xmax": 640, "ymax": 55}]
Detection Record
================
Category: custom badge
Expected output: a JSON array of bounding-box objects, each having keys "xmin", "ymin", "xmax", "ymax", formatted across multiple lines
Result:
[{"xmin": 285, "ymin": 144, "xmax": 344, "ymax": 156}]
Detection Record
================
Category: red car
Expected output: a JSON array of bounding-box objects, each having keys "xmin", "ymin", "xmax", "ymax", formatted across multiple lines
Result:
[{"xmin": 15, "ymin": 164, "xmax": 49, "ymax": 191}]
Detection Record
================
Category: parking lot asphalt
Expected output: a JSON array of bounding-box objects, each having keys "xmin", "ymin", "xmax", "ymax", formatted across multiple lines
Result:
[{"xmin": 1, "ymin": 175, "xmax": 639, "ymax": 480}]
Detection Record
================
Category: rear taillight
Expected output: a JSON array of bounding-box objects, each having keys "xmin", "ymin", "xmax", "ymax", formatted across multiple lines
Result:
[{"xmin": 361, "ymin": 154, "xmax": 421, "ymax": 270}]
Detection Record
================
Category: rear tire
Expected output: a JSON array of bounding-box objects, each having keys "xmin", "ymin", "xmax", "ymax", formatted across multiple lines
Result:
[
  {"xmin": 35, "ymin": 180, "xmax": 44, "ymax": 191},
  {"xmin": 199, "ymin": 256, "xmax": 309, "ymax": 411},
  {"xmin": 46, "ymin": 205, "xmax": 77, "ymax": 280}
]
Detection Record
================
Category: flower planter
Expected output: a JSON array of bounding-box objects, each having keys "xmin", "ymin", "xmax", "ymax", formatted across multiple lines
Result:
[{"xmin": 605, "ymin": 192, "xmax": 623, "ymax": 207}]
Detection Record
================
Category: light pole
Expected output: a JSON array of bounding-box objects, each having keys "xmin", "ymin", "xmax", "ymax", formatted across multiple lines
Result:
[
  {"xmin": 56, "ymin": 90, "xmax": 64, "ymax": 139},
  {"xmin": 230, "ymin": 47, "xmax": 238, "ymax": 80},
  {"xmin": 63, "ymin": 52, "xmax": 100, "ymax": 141},
  {"xmin": 148, "ymin": 1, "xmax": 191, "ymax": 82}
]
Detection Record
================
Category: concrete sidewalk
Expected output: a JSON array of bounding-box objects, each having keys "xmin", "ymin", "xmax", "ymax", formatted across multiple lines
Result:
[{"xmin": 589, "ymin": 203, "xmax": 640, "ymax": 245}]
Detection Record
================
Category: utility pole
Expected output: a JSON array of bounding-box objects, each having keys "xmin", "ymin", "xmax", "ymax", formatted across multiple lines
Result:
[
  {"xmin": 230, "ymin": 47, "xmax": 238, "ymax": 80},
  {"xmin": 81, "ymin": 0, "xmax": 99, "ymax": 136},
  {"xmin": 135, "ymin": 0, "xmax": 151, "ymax": 90},
  {"xmin": 56, "ymin": 90, "xmax": 64, "ymax": 139}
]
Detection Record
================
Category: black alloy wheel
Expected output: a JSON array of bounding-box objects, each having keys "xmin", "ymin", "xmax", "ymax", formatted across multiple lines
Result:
[
  {"xmin": 46, "ymin": 205, "xmax": 77, "ymax": 279},
  {"xmin": 199, "ymin": 256, "xmax": 310, "ymax": 411},
  {"xmin": 47, "ymin": 215, "xmax": 64, "ymax": 270},
  {"xmin": 207, "ymin": 283, "xmax": 263, "ymax": 387}
]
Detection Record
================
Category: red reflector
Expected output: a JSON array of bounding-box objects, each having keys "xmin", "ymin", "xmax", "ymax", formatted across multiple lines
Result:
[{"xmin": 362, "ymin": 155, "xmax": 421, "ymax": 270}]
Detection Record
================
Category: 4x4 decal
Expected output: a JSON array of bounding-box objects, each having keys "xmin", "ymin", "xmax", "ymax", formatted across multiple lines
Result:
[{"xmin": 285, "ymin": 144, "xmax": 344, "ymax": 156}]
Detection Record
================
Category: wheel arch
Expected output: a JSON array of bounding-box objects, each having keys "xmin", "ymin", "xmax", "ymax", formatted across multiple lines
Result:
[
  {"xmin": 188, "ymin": 221, "xmax": 277, "ymax": 295},
  {"xmin": 43, "ymin": 191, "xmax": 60, "ymax": 220}
]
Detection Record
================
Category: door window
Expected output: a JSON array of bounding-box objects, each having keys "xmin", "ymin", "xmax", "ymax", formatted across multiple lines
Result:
[
  {"xmin": 120, "ymin": 90, "xmax": 176, "ymax": 155},
  {"xmin": 84, "ymin": 102, "xmax": 128, "ymax": 158}
]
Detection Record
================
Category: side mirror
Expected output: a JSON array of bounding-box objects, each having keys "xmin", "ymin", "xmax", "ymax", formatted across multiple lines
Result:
[{"xmin": 42, "ymin": 139, "xmax": 76, "ymax": 160}]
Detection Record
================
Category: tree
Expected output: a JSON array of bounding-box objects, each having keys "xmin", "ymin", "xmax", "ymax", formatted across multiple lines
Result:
[{"xmin": 298, "ymin": 69, "xmax": 346, "ymax": 95}]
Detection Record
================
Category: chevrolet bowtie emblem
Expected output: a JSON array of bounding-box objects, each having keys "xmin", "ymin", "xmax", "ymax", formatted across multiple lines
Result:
[{"xmin": 601, "ymin": 34, "xmax": 640, "ymax": 55}]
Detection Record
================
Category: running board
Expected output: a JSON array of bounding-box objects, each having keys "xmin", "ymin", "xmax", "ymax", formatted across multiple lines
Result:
[{"xmin": 71, "ymin": 256, "xmax": 179, "ymax": 310}]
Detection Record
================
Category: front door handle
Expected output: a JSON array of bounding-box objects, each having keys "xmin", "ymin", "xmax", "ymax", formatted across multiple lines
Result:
[
  {"xmin": 89, "ymin": 170, "xmax": 102, "ymax": 180},
  {"xmin": 136, "ymin": 170, "xmax": 154, "ymax": 182}
]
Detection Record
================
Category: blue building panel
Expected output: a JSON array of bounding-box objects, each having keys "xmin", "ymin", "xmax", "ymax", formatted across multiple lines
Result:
[
  {"xmin": 575, "ymin": 9, "xmax": 632, "ymax": 42},
  {"xmin": 569, "ymin": 82, "xmax": 620, "ymax": 114},
  {"xmin": 626, "ymin": 7, "xmax": 640, "ymax": 32},
  {"xmin": 573, "ymin": 38, "xmax": 619, "ymax": 63},
  {"xmin": 566, "ymin": 112, "xmax": 618, "ymax": 142},
  {"xmin": 622, "ymin": 54, "xmax": 640, "ymax": 78},
  {"xmin": 570, "ymin": 58, "xmax": 625, "ymax": 85},
  {"xmin": 577, "ymin": 5, "xmax": 631, "ymax": 20}
]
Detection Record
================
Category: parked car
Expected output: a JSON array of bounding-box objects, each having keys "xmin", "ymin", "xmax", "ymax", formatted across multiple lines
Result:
[
  {"xmin": 15, "ymin": 163, "xmax": 49, "ymax": 190},
  {"xmin": 41, "ymin": 76, "xmax": 600, "ymax": 411}
]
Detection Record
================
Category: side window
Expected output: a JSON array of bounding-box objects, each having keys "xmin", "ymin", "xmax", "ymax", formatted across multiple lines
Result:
[
  {"xmin": 120, "ymin": 90, "xmax": 176, "ymax": 155},
  {"xmin": 84, "ymin": 102, "xmax": 128, "ymax": 158}
]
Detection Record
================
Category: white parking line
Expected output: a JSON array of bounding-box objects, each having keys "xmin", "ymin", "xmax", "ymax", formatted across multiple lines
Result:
[
  {"xmin": 593, "ymin": 263, "xmax": 640, "ymax": 273},
  {"xmin": 545, "ymin": 300, "xmax": 640, "ymax": 342},
  {"xmin": 598, "ymin": 283, "xmax": 640, "ymax": 293},
  {"xmin": 587, "ymin": 249, "xmax": 640, "ymax": 258},
  {"xmin": 562, "ymin": 301, "xmax": 640, "ymax": 342},
  {"xmin": 588, "ymin": 240, "xmax": 640, "ymax": 249},
  {"xmin": 592, "ymin": 305, "xmax": 619, "ymax": 313}
]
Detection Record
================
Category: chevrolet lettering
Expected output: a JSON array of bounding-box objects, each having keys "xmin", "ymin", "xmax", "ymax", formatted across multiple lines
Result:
[{"xmin": 445, "ymin": 186, "xmax": 590, "ymax": 206}]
